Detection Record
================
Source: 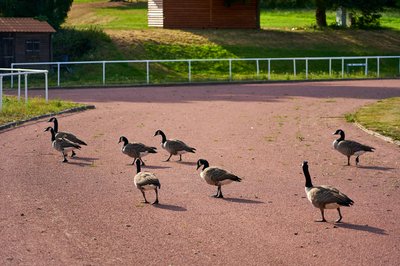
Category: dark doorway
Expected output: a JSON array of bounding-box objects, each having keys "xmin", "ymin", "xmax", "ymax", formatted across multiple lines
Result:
[{"xmin": 0, "ymin": 35, "xmax": 14, "ymax": 68}]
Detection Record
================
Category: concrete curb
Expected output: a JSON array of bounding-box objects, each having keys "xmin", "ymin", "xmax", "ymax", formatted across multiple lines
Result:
[
  {"xmin": 355, "ymin": 122, "xmax": 400, "ymax": 147},
  {"xmin": 0, "ymin": 105, "xmax": 96, "ymax": 132}
]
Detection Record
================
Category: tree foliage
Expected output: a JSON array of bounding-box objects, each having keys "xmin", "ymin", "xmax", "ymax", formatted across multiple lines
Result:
[{"xmin": 0, "ymin": 0, "xmax": 73, "ymax": 29}]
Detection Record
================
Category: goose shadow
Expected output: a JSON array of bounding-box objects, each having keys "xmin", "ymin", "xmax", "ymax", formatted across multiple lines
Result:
[
  {"xmin": 335, "ymin": 223, "xmax": 387, "ymax": 235},
  {"xmin": 175, "ymin": 161, "xmax": 197, "ymax": 166},
  {"xmin": 143, "ymin": 165, "xmax": 172, "ymax": 170},
  {"xmin": 222, "ymin": 197, "xmax": 264, "ymax": 204},
  {"xmin": 66, "ymin": 161, "xmax": 94, "ymax": 167},
  {"xmin": 152, "ymin": 203, "xmax": 187, "ymax": 212},
  {"xmin": 71, "ymin": 156, "xmax": 99, "ymax": 162},
  {"xmin": 357, "ymin": 165, "xmax": 395, "ymax": 171}
]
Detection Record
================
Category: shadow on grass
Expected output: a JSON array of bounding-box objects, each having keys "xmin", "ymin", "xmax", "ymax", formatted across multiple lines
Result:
[{"xmin": 335, "ymin": 223, "xmax": 387, "ymax": 235}]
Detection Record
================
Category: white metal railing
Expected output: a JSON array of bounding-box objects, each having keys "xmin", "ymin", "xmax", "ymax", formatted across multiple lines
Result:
[
  {"xmin": 10, "ymin": 55, "xmax": 400, "ymax": 87},
  {"xmin": 0, "ymin": 68, "xmax": 48, "ymax": 111}
]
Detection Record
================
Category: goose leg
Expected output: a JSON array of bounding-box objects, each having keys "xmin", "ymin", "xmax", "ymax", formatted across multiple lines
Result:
[
  {"xmin": 178, "ymin": 154, "xmax": 182, "ymax": 161},
  {"xmin": 62, "ymin": 152, "xmax": 68, "ymax": 163},
  {"xmin": 139, "ymin": 158, "xmax": 146, "ymax": 166},
  {"xmin": 347, "ymin": 156, "xmax": 350, "ymax": 166},
  {"xmin": 164, "ymin": 154, "xmax": 172, "ymax": 162},
  {"xmin": 140, "ymin": 189, "xmax": 149, "ymax": 204},
  {"xmin": 216, "ymin": 186, "xmax": 224, "ymax": 198},
  {"xmin": 152, "ymin": 188, "xmax": 159, "ymax": 205},
  {"xmin": 131, "ymin": 158, "xmax": 137, "ymax": 165},
  {"xmin": 335, "ymin": 208, "xmax": 343, "ymax": 223},
  {"xmin": 71, "ymin": 150, "xmax": 76, "ymax": 158},
  {"xmin": 355, "ymin": 156, "xmax": 360, "ymax": 165},
  {"xmin": 212, "ymin": 187, "xmax": 219, "ymax": 198},
  {"xmin": 316, "ymin": 209, "xmax": 327, "ymax": 222}
]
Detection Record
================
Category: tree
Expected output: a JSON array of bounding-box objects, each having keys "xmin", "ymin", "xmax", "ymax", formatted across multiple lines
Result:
[
  {"xmin": 314, "ymin": 0, "xmax": 391, "ymax": 28},
  {"xmin": 0, "ymin": 0, "xmax": 73, "ymax": 29},
  {"xmin": 315, "ymin": 0, "xmax": 327, "ymax": 27}
]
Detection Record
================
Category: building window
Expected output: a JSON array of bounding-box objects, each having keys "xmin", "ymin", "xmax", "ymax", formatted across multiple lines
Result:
[{"xmin": 25, "ymin": 40, "xmax": 40, "ymax": 56}]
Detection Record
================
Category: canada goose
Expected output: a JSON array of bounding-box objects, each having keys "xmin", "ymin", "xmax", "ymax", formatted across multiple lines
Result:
[
  {"xmin": 118, "ymin": 136, "xmax": 157, "ymax": 165},
  {"xmin": 333, "ymin": 129, "xmax": 375, "ymax": 166},
  {"xmin": 44, "ymin": 127, "xmax": 81, "ymax": 163},
  {"xmin": 133, "ymin": 159, "xmax": 161, "ymax": 204},
  {"xmin": 48, "ymin": 117, "xmax": 87, "ymax": 157},
  {"xmin": 196, "ymin": 159, "xmax": 242, "ymax": 198},
  {"xmin": 302, "ymin": 161, "xmax": 354, "ymax": 223},
  {"xmin": 154, "ymin": 130, "xmax": 196, "ymax": 161}
]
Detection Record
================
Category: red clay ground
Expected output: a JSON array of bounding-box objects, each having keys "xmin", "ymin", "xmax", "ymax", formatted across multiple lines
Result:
[{"xmin": 1, "ymin": 80, "xmax": 400, "ymax": 265}]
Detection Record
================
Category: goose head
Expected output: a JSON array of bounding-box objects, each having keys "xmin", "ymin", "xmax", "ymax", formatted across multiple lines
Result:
[
  {"xmin": 118, "ymin": 136, "xmax": 128, "ymax": 145},
  {"xmin": 333, "ymin": 129, "xmax": 345, "ymax": 141},
  {"xmin": 48, "ymin": 117, "xmax": 57, "ymax": 123},
  {"xmin": 44, "ymin": 126, "xmax": 54, "ymax": 133},
  {"xmin": 196, "ymin": 159, "xmax": 209, "ymax": 170},
  {"xmin": 154, "ymin": 130, "xmax": 164, "ymax": 137},
  {"xmin": 154, "ymin": 130, "xmax": 167, "ymax": 143}
]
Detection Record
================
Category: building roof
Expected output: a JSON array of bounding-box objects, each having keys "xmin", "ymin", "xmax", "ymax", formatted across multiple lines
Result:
[{"xmin": 0, "ymin": 17, "xmax": 56, "ymax": 33}]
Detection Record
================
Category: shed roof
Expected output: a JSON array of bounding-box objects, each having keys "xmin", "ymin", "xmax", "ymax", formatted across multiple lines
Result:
[{"xmin": 0, "ymin": 17, "xmax": 56, "ymax": 33}]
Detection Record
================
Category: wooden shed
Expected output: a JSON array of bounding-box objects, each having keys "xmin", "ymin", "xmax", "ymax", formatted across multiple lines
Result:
[
  {"xmin": 148, "ymin": 0, "xmax": 260, "ymax": 29},
  {"xmin": 0, "ymin": 18, "xmax": 55, "ymax": 68}
]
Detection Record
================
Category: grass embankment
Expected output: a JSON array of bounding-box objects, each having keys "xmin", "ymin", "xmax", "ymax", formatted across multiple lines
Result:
[
  {"xmin": 0, "ymin": 96, "xmax": 85, "ymax": 125},
  {"xmin": 346, "ymin": 97, "xmax": 400, "ymax": 141},
  {"xmin": 11, "ymin": 0, "xmax": 396, "ymax": 87}
]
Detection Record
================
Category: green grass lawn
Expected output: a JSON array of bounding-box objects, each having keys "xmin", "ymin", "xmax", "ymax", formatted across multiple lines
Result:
[
  {"xmin": 0, "ymin": 96, "xmax": 85, "ymax": 125},
  {"xmin": 346, "ymin": 97, "xmax": 400, "ymax": 141}
]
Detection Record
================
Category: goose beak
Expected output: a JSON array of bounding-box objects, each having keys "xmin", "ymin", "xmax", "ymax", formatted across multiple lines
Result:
[{"xmin": 196, "ymin": 165, "xmax": 200, "ymax": 170}]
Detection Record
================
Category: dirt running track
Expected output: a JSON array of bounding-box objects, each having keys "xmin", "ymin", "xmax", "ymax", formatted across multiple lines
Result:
[{"xmin": 1, "ymin": 80, "xmax": 400, "ymax": 265}]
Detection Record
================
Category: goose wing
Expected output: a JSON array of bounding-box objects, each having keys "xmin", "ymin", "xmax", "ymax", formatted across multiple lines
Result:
[
  {"xmin": 313, "ymin": 185, "xmax": 354, "ymax": 206},
  {"xmin": 337, "ymin": 140, "xmax": 374, "ymax": 155},
  {"xmin": 55, "ymin": 138, "xmax": 81, "ymax": 150},
  {"xmin": 166, "ymin": 139, "xmax": 196, "ymax": 153},
  {"xmin": 135, "ymin": 172, "xmax": 161, "ymax": 188},
  {"xmin": 205, "ymin": 167, "xmax": 242, "ymax": 183},
  {"xmin": 56, "ymin": 131, "xmax": 87, "ymax": 146},
  {"xmin": 123, "ymin": 143, "xmax": 141, "ymax": 157},
  {"xmin": 133, "ymin": 142, "xmax": 157, "ymax": 153}
]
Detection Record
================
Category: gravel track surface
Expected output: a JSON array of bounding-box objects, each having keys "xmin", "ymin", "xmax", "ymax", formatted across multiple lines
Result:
[{"xmin": 1, "ymin": 80, "xmax": 400, "ymax": 265}]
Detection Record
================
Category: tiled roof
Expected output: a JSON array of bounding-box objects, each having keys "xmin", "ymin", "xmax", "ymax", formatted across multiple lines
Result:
[{"xmin": 0, "ymin": 17, "xmax": 56, "ymax": 33}]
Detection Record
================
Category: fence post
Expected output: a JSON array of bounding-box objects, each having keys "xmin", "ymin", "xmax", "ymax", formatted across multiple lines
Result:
[
  {"xmin": 146, "ymin": 61, "xmax": 150, "ymax": 84},
  {"xmin": 293, "ymin": 59, "xmax": 296, "ymax": 77},
  {"xmin": 45, "ymin": 72, "xmax": 48, "ymax": 102},
  {"xmin": 365, "ymin": 58, "xmax": 368, "ymax": 76},
  {"xmin": 256, "ymin": 60, "xmax": 259, "ymax": 77},
  {"xmin": 57, "ymin": 63, "xmax": 60, "ymax": 87},
  {"xmin": 329, "ymin": 59, "xmax": 332, "ymax": 77},
  {"xmin": 377, "ymin": 57, "xmax": 380, "ymax": 78},
  {"xmin": 24, "ymin": 74, "xmax": 28, "ymax": 104},
  {"xmin": 188, "ymin": 60, "xmax": 191, "ymax": 82},
  {"xmin": 10, "ymin": 64, "xmax": 14, "ymax": 88},
  {"xmin": 0, "ymin": 76, "xmax": 3, "ymax": 111},
  {"xmin": 18, "ymin": 71, "xmax": 21, "ymax": 101},
  {"xmin": 268, "ymin": 59, "xmax": 271, "ymax": 80},
  {"xmin": 305, "ymin": 59, "xmax": 308, "ymax": 80},
  {"xmin": 341, "ymin": 58, "xmax": 344, "ymax": 78},
  {"xmin": 229, "ymin": 59, "xmax": 232, "ymax": 81},
  {"xmin": 103, "ymin": 61, "xmax": 106, "ymax": 85}
]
